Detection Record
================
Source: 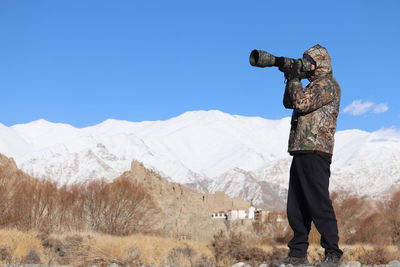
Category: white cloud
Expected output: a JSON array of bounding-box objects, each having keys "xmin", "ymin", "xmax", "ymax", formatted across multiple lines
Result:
[
  {"xmin": 374, "ymin": 127, "xmax": 400, "ymax": 138},
  {"xmin": 343, "ymin": 100, "xmax": 388, "ymax": 116},
  {"xmin": 343, "ymin": 100, "xmax": 374, "ymax": 115},
  {"xmin": 372, "ymin": 103, "xmax": 389, "ymax": 113}
]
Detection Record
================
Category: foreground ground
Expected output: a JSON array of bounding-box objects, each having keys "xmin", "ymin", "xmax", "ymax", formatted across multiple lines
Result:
[{"xmin": 0, "ymin": 229, "xmax": 399, "ymax": 267}]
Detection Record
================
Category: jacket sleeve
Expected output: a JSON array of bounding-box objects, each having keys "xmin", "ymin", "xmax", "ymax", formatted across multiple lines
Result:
[
  {"xmin": 288, "ymin": 78, "xmax": 335, "ymax": 113},
  {"xmin": 283, "ymin": 79, "xmax": 302, "ymax": 109}
]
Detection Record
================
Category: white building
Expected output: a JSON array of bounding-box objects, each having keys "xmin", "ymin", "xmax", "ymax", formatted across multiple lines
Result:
[
  {"xmin": 226, "ymin": 209, "xmax": 246, "ymax": 220},
  {"xmin": 212, "ymin": 206, "xmax": 258, "ymax": 221},
  {"xmin": 247, "ymin": 206, "xmax": 256, "ymax": 219},
  {"xmin": 211, "ymin": 212, "xmax": 226, "ymax": 219}
]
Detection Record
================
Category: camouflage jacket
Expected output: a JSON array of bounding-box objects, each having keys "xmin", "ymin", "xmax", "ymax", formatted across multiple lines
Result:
[{"xmin": 283, "ymin": 44, "xmax": 341, "ymax": 156}]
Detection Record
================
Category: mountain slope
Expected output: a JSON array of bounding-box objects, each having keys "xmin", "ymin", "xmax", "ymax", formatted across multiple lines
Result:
[{"xmin": 2, "ymin": 110, "xmax": 400, "ymax": 210}]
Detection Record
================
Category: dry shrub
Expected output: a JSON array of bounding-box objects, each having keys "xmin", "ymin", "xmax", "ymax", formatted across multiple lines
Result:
[
  {"xmin": 270, "ymin": 246, "xmax": 288, "ymax": 260},
  {"xmin": 79, "ymin": 232, "xmax": 213, "ymax": 266},
  {"xmin": 245, "ymin": 247, "xmax": 271, "ymax": 266},
  {"xmin": 307, "ymin": 245, "xmax": 399, "ymax": 264},
  {"xmin": 253, "ymin": 220, "xmax": 275, "ymax": 246},
  {"xmin": 42, "ymin": 234, "xmax": 86, "ymax": 265},
  {"xmin": 356, "ymin": 247, "xmax": 391, "ymax": 264},
  {"xmin": 92, "ymin": 178, "xmax": 159, "ymax": 235},
  {"xmin": 331, "ymin": 191, "xmax": 366, "ymax": 244},
  {"xmin": 162, "ymin": 245, "xmax": 196, "ymax": 267},
  {"xmin": 0, "ymin": 229, "xmax": 213, "ymax": 266},
  {"xmin": 340, "ymin": 244, "xmax": 367, "ymax": 263},
  {"xmin": 0, "ymin": 177, "xmax": 13, "ymax": 227},
  {"xmin": 80, "ymin": 178, "xmax": 159, "ymax": 236},
  {"xmin": 22, "ymin": 249, "xmax": 41, "ymax": 264},
  {"xmin": 252, "ymin": 211, "xmax": 292, "ymax": 245},
  {"xmin": 12, "ymin": 180, "xmax": 59, "ymax": 231},
  {"xmin": 355, "ymin": 212, "xmax": 391, "ymax": 245},
  {"xmin": 0, "ymin": 246, "xmax": 12, "ymax": 263},
  {"xmin": 41, "ymin": 236, "xmax": 65, "ymax": 264},
  {"xmin": 82, "ymin": 244, "xmax": 141, "ymax": 266},
  {"xmin": 0, "ymin": 229, "xmax": 47, "ymax": 264},
  {"xmin": 43, "ymin": 232, "xmax": 143, "ymax": 266},
  {"xmin": 57, "ymin": 184, "xmax": 86, "ymax": 231},
  {"xmin": 331, "ymin": 190, "xmax": 400, "ymax": 245},
  {"xmin": 255, "ymin": 190, "xmax": 400, "ymax": 249},
  {"xmin": 0, "ymin": 174, "xmax": 159, "ymax": 236},
  {"xmin": 385, "ymin": 191, "xmax": 400, "ymax": 245},
  {"xmin": 133, "ymin": 234, "xmax": 212, "ymax": 266},
  {"xmin": 79, "ymin": 233, "xmax": 145, "ymax": 266},
  {"xmin": 211, "ymin": 230, "xmax": 269, "ymax": 266},
  {"xmin": 81, "ymin": 179, "xmax": 109, "ymax": 232},
  {"xmin": 5, "ymin": 228, "xmax": 399, "ymax": 266},
  {"xmin": 307, "ymin": 245, "xmax": 324, "ymax": 264},
  {"xmin": 210, "ymin": 230, "xmax": 235, "ymax": 266},
  {"xmin": 193, "ymin": 254, "xmax": 215, "ymax": 267}
]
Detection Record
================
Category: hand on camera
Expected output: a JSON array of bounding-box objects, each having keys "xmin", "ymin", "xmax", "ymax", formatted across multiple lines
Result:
[
  {"xmin": 281, "ymin": 60, "xmax": 302, "ymax": 81},
  {"xmin": 284, "ymin": 71, "xmax": 300, "ymax": 81}
]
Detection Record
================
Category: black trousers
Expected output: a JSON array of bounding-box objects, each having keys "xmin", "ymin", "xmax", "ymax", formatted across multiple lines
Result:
[{"xmin": 287, "ymin": 153, "xmax": 343, "ymax": 257}]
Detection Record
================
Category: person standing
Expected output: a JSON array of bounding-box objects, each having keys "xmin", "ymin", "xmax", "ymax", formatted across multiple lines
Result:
[{"xmin": 273, "ymin": 44, "xmax": 343, "ymax": 267}]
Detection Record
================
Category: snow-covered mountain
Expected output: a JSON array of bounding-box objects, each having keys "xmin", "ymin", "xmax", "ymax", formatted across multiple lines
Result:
[{"xmin": 1, "ymin": 110, "xmax": 399, "ymax": 210}]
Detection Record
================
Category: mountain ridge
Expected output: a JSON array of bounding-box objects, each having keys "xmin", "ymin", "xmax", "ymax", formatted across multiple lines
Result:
[{"xmin": 2, "ymin": 110, "xmax": 399, "ymax": 210}]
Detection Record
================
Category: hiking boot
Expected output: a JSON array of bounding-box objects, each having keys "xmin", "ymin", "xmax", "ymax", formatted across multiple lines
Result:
[
  {"xmin": 273, "ymin": 256, "xmax": 309, "ymax": 267},
  {"xmin": 316, "ymin": 253, "xmax": 342, "ymax": 267}
]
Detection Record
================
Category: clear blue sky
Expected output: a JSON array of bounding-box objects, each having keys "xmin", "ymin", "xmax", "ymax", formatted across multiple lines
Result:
[{"xmin": 1, "ymin": 0, "xmax": 399, "ymax": 131}]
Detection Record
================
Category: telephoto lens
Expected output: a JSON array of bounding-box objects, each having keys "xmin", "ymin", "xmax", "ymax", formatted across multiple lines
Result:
[{"xmin": 249, "ymin": 49, "xmax": 277, "ymax": 67}]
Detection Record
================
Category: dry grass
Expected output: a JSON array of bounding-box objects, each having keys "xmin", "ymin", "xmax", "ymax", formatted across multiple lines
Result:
[
  {"xmin": 0, "ymin": 229, "xmax": 49, "ymax": 264},
  {"xmin": 0, "ymin": 229, "xmax": 214, "ymax": 266},
  {"xmin": 345, "ymin": 245, "xmax": 400, "ymax": 264},
  {"xmin": 0, "ymin": 229, "xmax": 399, "ymax": 266},
  {"xmin": 78, "ymin": 232, "xmax": 213, "ymax": 266},
  {"xmin": 305, "ymin": 244, "xmax": 400, "ymax": 264}
]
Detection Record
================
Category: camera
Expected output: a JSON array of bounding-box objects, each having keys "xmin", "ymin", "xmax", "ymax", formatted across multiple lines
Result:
[{"xmin": 249, "ymin": 49, "xmax": 314, "ymax": 79}]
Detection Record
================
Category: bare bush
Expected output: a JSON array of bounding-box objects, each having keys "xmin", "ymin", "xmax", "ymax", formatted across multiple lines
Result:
[
  {"xmin": 0, "ymin": 246, "xmax": 12, "ymax": 263},
  {"xmin": 80, "ymin": 178, "xmax": 159, "ymax": 235},
  {"xmin": 253, "ymin": 211, "xmax": 291, "ymax": 245},
  {"xmin": 356, "ymin": 247, "xmax": 391, "ymax": 264},
  {"xmin": 0, "ymin": 178, "xmax": 13, "ymax": 226},
  {"xmin": 55, "ymin": 184, "xmax": 85, "ymax": 231},
  {"xmin": 331, "ymin": 191, "xmax": 365, "ymax": 244},
  {"xmin": 211, "ymin": 230, "xmax": 269, "ymax": 266},
  {"xmin": 355, "ymin": 211, "xmax": 391, "ymax": 245},
  {"xmin": 385, "ymin": 191, "xmax": 400, "ymax": 245},
  {"xmin": 162, "ymin": 245, "xmax": 197, "ymax": 267},
  {"xmin": 330, "ymin": 190, "xmax": 400, "ymax": 245},
  {"xmin": 100, "ymin": 178, "xmax": 159, "ymax": 235},
  {"xmin": 22, "ymin": 249, "xmax": 41, "ymax": 264},
  {"xmin": 0, "ymin": 173, "xmax": 158, "ymax": 236},
  {"xmin": 193, "ymin": 254, "xmax": 215, "ymax": 267},
  {"xmin": 81, "ymin": 179, "xmax": 109, "ymax": 232}
]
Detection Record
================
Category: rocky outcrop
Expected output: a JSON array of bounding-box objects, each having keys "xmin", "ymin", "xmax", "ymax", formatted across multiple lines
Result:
[
  {"xmin": 118, "ymin": 160, "xmax": 253, "ymax": 241},
  {"xmin": 0, "ymin": 153, "xmax": 33, "ymax": 182}
]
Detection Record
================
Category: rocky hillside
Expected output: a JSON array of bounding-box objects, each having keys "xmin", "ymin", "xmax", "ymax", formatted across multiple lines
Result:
[
  {"xmin": 119, "ymin": 160, "xmax": 252, "ymax": 241},
  {"xmin": 0, "ymin": 153, "xmax": 33, "ymax": 183}
]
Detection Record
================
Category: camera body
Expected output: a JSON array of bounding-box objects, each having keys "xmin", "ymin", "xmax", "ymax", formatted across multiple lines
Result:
[{"xmin": 249, "ymin": 49, "xmax": 314, "ymax": 79}]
